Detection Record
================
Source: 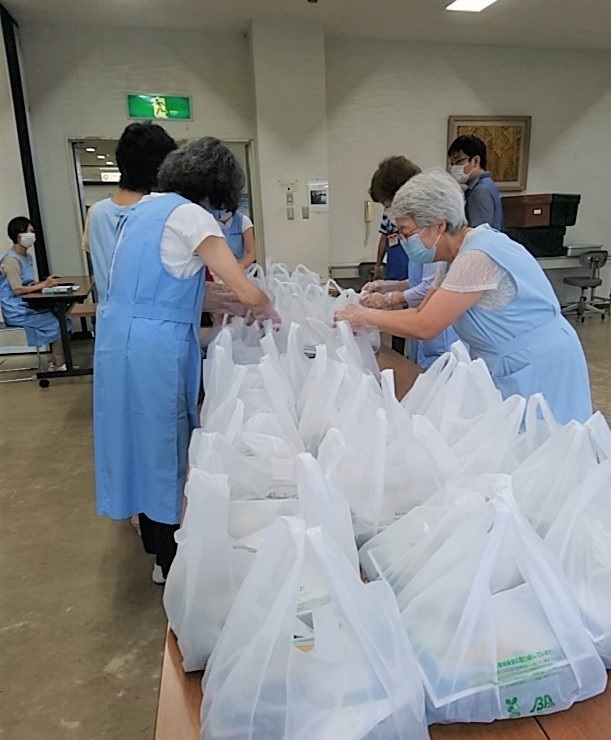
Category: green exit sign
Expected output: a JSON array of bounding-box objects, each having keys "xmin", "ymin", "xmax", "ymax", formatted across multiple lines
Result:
[{"xmin": 127, "ymin": 93, "xmax": 192, "ymax": 121}]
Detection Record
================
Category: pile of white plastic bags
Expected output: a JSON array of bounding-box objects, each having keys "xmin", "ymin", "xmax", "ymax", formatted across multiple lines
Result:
[{"xmin": 162, "ymin": 263, "xmax": 610, "ymax": 739}]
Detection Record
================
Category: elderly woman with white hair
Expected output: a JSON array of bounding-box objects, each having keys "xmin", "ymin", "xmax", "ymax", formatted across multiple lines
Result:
[
  {"xmin": 336, "ymin": 170, "xmax": 591, "ymax": 424},
  {"xmin": 94, "ymin": 137, "xmax": 277, "ymax": 583}
]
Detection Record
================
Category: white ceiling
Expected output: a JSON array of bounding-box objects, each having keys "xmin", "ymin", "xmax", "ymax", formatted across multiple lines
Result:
[{"xmin": 5, "ymin": 0, "xmax": 611, "ymax": 52}]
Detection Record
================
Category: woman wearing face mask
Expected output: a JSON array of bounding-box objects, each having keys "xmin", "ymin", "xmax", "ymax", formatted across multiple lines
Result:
[
  {"xmin": 94, "ymin": 137, "xmax": 277, "ymax": 584},
  {"xmin": 335, "ymin": 170, "xmax": 591, "ymax": 424},
  {"xmin": 203, "ymin": 201, "xmax": 256, "ymax": 270},
  {"xmin": 0, "ymin": 217, "xmax": 68, "ymax": 368}
]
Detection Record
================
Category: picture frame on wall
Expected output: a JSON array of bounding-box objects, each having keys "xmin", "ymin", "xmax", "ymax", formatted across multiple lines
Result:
[{"xmin": 447, "ymin": 115, "xmax": 532, "ymax": 191}]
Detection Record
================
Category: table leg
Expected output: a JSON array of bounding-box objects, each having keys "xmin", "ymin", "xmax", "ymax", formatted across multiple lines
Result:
[{"xmin": 54, "ymin": 303, "xmax": 74, "ymax": 371}]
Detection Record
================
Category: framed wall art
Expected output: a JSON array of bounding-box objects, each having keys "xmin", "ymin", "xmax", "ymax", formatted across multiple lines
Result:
[{"xmin": 447, "ymin": 115, "xmax": 532, "ymax": 191}]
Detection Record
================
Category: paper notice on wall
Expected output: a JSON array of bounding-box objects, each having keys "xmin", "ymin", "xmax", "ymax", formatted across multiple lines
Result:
[{"xmin": 308, "ymin": 180, "xmax": 329, "ymax": 212}]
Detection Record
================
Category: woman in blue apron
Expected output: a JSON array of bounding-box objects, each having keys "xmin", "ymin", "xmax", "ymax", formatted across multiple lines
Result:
[
  {"xmin": 203, "ymin": 205, "xmax": 256, "ymax": 270},
  {"xmin": 0, "ymin": 217, "xmax": 69, "ymax": 368},
  {"xmin": 336, "ymin": 170, "xmax": 591, "ymax": 424},
  {"xmin": 94, "ymin": 137, "xmax": 276, "ymax": 583},
  {"xmin": 82, "ymin": 122, "xmax": 177, "ymax": 305}
]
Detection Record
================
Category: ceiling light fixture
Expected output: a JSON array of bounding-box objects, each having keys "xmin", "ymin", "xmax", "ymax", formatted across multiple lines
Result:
[
  {"xmin": 446, "ymin": 0, "xmax": 499, "ymax": 12},
  {"xmin": 106, "ymin": 161, "xmax": 114, "ymax": 166},
  {"xmin": 85, "ymin": 147, "xmax": 96, "ymax": 152},
  {"xmin": 97, "ymin": 154, "xmax": 106, "ymax": 159}
]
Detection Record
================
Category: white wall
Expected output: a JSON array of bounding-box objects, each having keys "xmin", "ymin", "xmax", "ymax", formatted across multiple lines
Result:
[
  {"xmin": 249, "ymin": 21, "xmax": 330, "ymax": 275},
  {"xmin": 0, "ymin": 41, "xmax": 28, "ymax": 248},
  {"xmin": 326, "ymin": 38, "xmax": 611, "ymax": 266},
  {"xmin": 19, "ymin": 24, "xmax": 255, "ymax": 275}
]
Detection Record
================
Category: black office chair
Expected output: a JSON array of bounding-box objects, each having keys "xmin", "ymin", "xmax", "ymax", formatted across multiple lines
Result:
[{"xmin": 562, "ymin": 250, "xmax": 609, "ymax": 323}]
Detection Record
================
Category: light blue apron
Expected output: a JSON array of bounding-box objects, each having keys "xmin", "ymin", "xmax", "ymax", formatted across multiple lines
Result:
[
  {"xmin": 88, "ymin": 198, "xmax": 132, "ymax": 305},
  {"xmin": 0, "ymin": 249, "xmax": 63, "ymax": 345},
  {"xmin": 406, "ymin": 260, "xmax": 460, "ymax": 369},
  {"xmin": 452, "ymin": 226, "xmax": 591, "ymax": 423},
  {"xmin": 220, "ymin": 211, "xmax": 246, "ymax": 260},
  {"xmin": 94, "ymin": 194, "xmax": 206, "ymax": 524}
]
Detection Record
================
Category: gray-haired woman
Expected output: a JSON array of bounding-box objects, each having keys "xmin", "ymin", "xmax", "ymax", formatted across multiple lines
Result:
[
  {"xmin": 94, "ymin": 137, "xmax": 276, "ymax": 583},
  {"xmin": 336, "ymin": 170, "xmax": 591, "ymax": 424}
]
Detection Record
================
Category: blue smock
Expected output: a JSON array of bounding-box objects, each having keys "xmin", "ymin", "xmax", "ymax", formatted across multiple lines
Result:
[
  {"xmin": 87, "ymin": 198, "xmax": 132, "ymax": 304},
  {"xmin": 0, "ymin": 249, "xmax": 63, "ymax": 345},
  {"xmin": 451, "ymin": 226, "xmax": 591, "ymax": 423},
  {"xmin": 406, "ymin": 260, "xmax": 460, "ymax": 369},
  {"xmin": 219, "ymin": 211, "xmax": 246, "ymax": 260},
  {"xmin": 93, "ymin": 194, "xmax": 206, "ymax": 524}
]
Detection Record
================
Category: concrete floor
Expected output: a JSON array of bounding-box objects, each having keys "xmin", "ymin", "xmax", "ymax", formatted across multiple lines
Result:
[{"xmin": 1, "ymin": 317, "xmax": 610, "ymax": 740}]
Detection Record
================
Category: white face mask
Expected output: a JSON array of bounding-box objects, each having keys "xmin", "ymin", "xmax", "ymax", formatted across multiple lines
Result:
[
  {"xmin": 18, "ymin": 232, "xmax": 36, "ymax": 249},
  {"xmin": 450, "ymin": 164, "xmax": 470, "ymax": 185}
]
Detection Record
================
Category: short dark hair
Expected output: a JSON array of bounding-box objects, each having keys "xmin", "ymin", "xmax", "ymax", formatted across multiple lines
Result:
[
  {"xmin": 369, "ymin": 156, "xmax": 422, "ymax": 203},
  {"xmin": 7, "ymin": 216, "xmax": 32, "ymax": 243},
  {"xmin": 157, "ymin": 137, "xmax": 245, "ymax": 212},
  {"xmin": 448, "ymin": 135, "xmax": 488, "ymax": 169},
  {"xmin": 115, "ymin": 122, "xmax": 177, "ymax": 192}
]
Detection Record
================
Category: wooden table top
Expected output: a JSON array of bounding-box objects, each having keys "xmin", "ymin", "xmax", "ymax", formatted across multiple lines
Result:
[
  {"xmin": 21, "ymin": 275, "xmax": 93, "ymax": 303},
  {"xmin": 156, "ymin": 630, "xmax": 610, "ymax": 740}
]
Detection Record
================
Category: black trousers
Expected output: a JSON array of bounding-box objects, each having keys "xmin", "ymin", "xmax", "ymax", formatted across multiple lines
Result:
[
  {"xmin": 138, "ymin": 514, "xmax": 180, "ymax": 578},
  {"xmin": 391, "ymin": 335, "xmax": 406, "ymax": 356}
]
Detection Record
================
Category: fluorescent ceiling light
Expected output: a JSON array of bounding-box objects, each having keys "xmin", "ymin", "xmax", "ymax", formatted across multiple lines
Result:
[
  {"xmin": 97, "ymin": 154, "xmax": 106, "ymax": 159},
  {"xmin": 106, "ymin": 161, "xmax": 114, "ymax": 165},
  {"xmin": 446, "ymin": 0, "xmax": 499, "ymax": 12},
  {"xmin": 85, "ymin": 147, "xmax": 96, "ymax": 152}
]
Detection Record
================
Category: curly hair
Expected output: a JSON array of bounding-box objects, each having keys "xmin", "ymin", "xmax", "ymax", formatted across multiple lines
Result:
[
  {"xmin": 157, "ymin": 137, "xmax": 245, "ymax": 212},
  {"xmin": 369, "ymin": 156, "xmax": 421, "ymax": 204},
  {"xmin": 115, "ymin": 122, "xmax": 177, "ymax": 192},
  {"xmin": 7, "ymin": 216, "xmax": 32, "ymax": 243}
]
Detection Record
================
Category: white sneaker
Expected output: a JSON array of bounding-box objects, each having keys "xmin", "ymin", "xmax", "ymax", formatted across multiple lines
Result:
[{"xmin": 152, "ymin": 564, "xmax": 166, "ymax": 585}]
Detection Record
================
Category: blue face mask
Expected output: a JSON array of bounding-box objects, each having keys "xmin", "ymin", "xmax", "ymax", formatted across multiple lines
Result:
[
  {"xmin": 402, "ymin": 230, "xmax": 440, "ymax": 264},
  {"xmin": 203, "ymin": 203, "xmax": 232, "ymax": 223}
]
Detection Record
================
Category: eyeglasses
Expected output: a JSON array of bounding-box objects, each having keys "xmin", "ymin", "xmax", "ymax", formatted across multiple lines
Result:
[{"xmin": 450, "ymin": 156, "xmax": 470, "ymax": 166}]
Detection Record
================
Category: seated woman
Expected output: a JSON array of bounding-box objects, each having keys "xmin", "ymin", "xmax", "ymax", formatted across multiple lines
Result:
[
  {"xmin": 336, "ymin": 170, "xmax": 591, "ymax": 424},
  {"xmin": 0, "ymin": 217, "xmax": 67, "ymax": 369}
]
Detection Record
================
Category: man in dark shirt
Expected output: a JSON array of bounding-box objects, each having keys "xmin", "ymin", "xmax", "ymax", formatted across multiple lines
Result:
[{"xmin": 448, "ymin": 135, "xmax": 504, "ymax": 231}]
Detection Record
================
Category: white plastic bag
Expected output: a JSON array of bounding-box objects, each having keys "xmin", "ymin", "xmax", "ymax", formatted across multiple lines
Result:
[
  {"xmin": 189, "ymin": 431, "xmax": 297, "ymax": 501},
  {"xmin": 360, "ymin": 476, "xmax": 492, "ymax": 583},
  {"xmin": 296, "ymin": 453, "xmax": 358, "ymax": 571},
  {"xmin": 319, "ymin": 409, "xmax": 387, "ymax": 542},
  {"xmin": 376, "ymin": 480, "xmax": 607, "ymax": 723},
  {"xmin": 163, "ymin": 470, "xmax": 247, "ymax": 671},
  {"xmin": 512, "ymin": 421, "xmax": 599, "ymax": 537},
  {"xmin": 202, "ymin": 518, "xmax": 429, "ymax": 740},
  {"xmin": 509, "ymin": 393, "xmax": 560, "ymax": 466},
  {"xmin": 452, "ymin": 395, "xmax": 526, "ymax": 475},
  {"xmin": 545, "ymin": 459, "xmax": 611, "ymax": 666},
  {"xmin": 585, "ymin": 411, "xmax": 611, "ymax": 462}
]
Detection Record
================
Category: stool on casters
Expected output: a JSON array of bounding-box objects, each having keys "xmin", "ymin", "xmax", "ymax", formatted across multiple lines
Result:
[{"xmin": 561, "ymin": 250, "xmax": 609, "ymax": 323}]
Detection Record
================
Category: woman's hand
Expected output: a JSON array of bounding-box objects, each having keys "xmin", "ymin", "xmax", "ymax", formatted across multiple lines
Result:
[
  {"xmin": 360, "ymin": 291, "xmax": 406, "ymax": 310},
  {"xmin": 334, "ymin": 304, "xmax": 376, "ymax": 330},
  {"xmin": 361, "ymin": 279, "xmax": 398, "ymax": 294},
  {"xmin": 43, "ymin": 276, "xmax": 60, "ymax": 288}
]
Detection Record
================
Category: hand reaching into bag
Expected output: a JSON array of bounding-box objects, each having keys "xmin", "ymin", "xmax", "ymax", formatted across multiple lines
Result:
[
  {"xmin": 360, "ymin": 291, "xmax": 406, "ymax": 310},
  {"xmin": 204, "ymin": 282, "xmax": 248, "ymax": 316},
  {"xmin": 334, "ymin": 304, "xmax": 377, "ymax": 331},
  {"xmin": 361, "ymin": 279, "xmax": 403, "ymax": 294}
]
